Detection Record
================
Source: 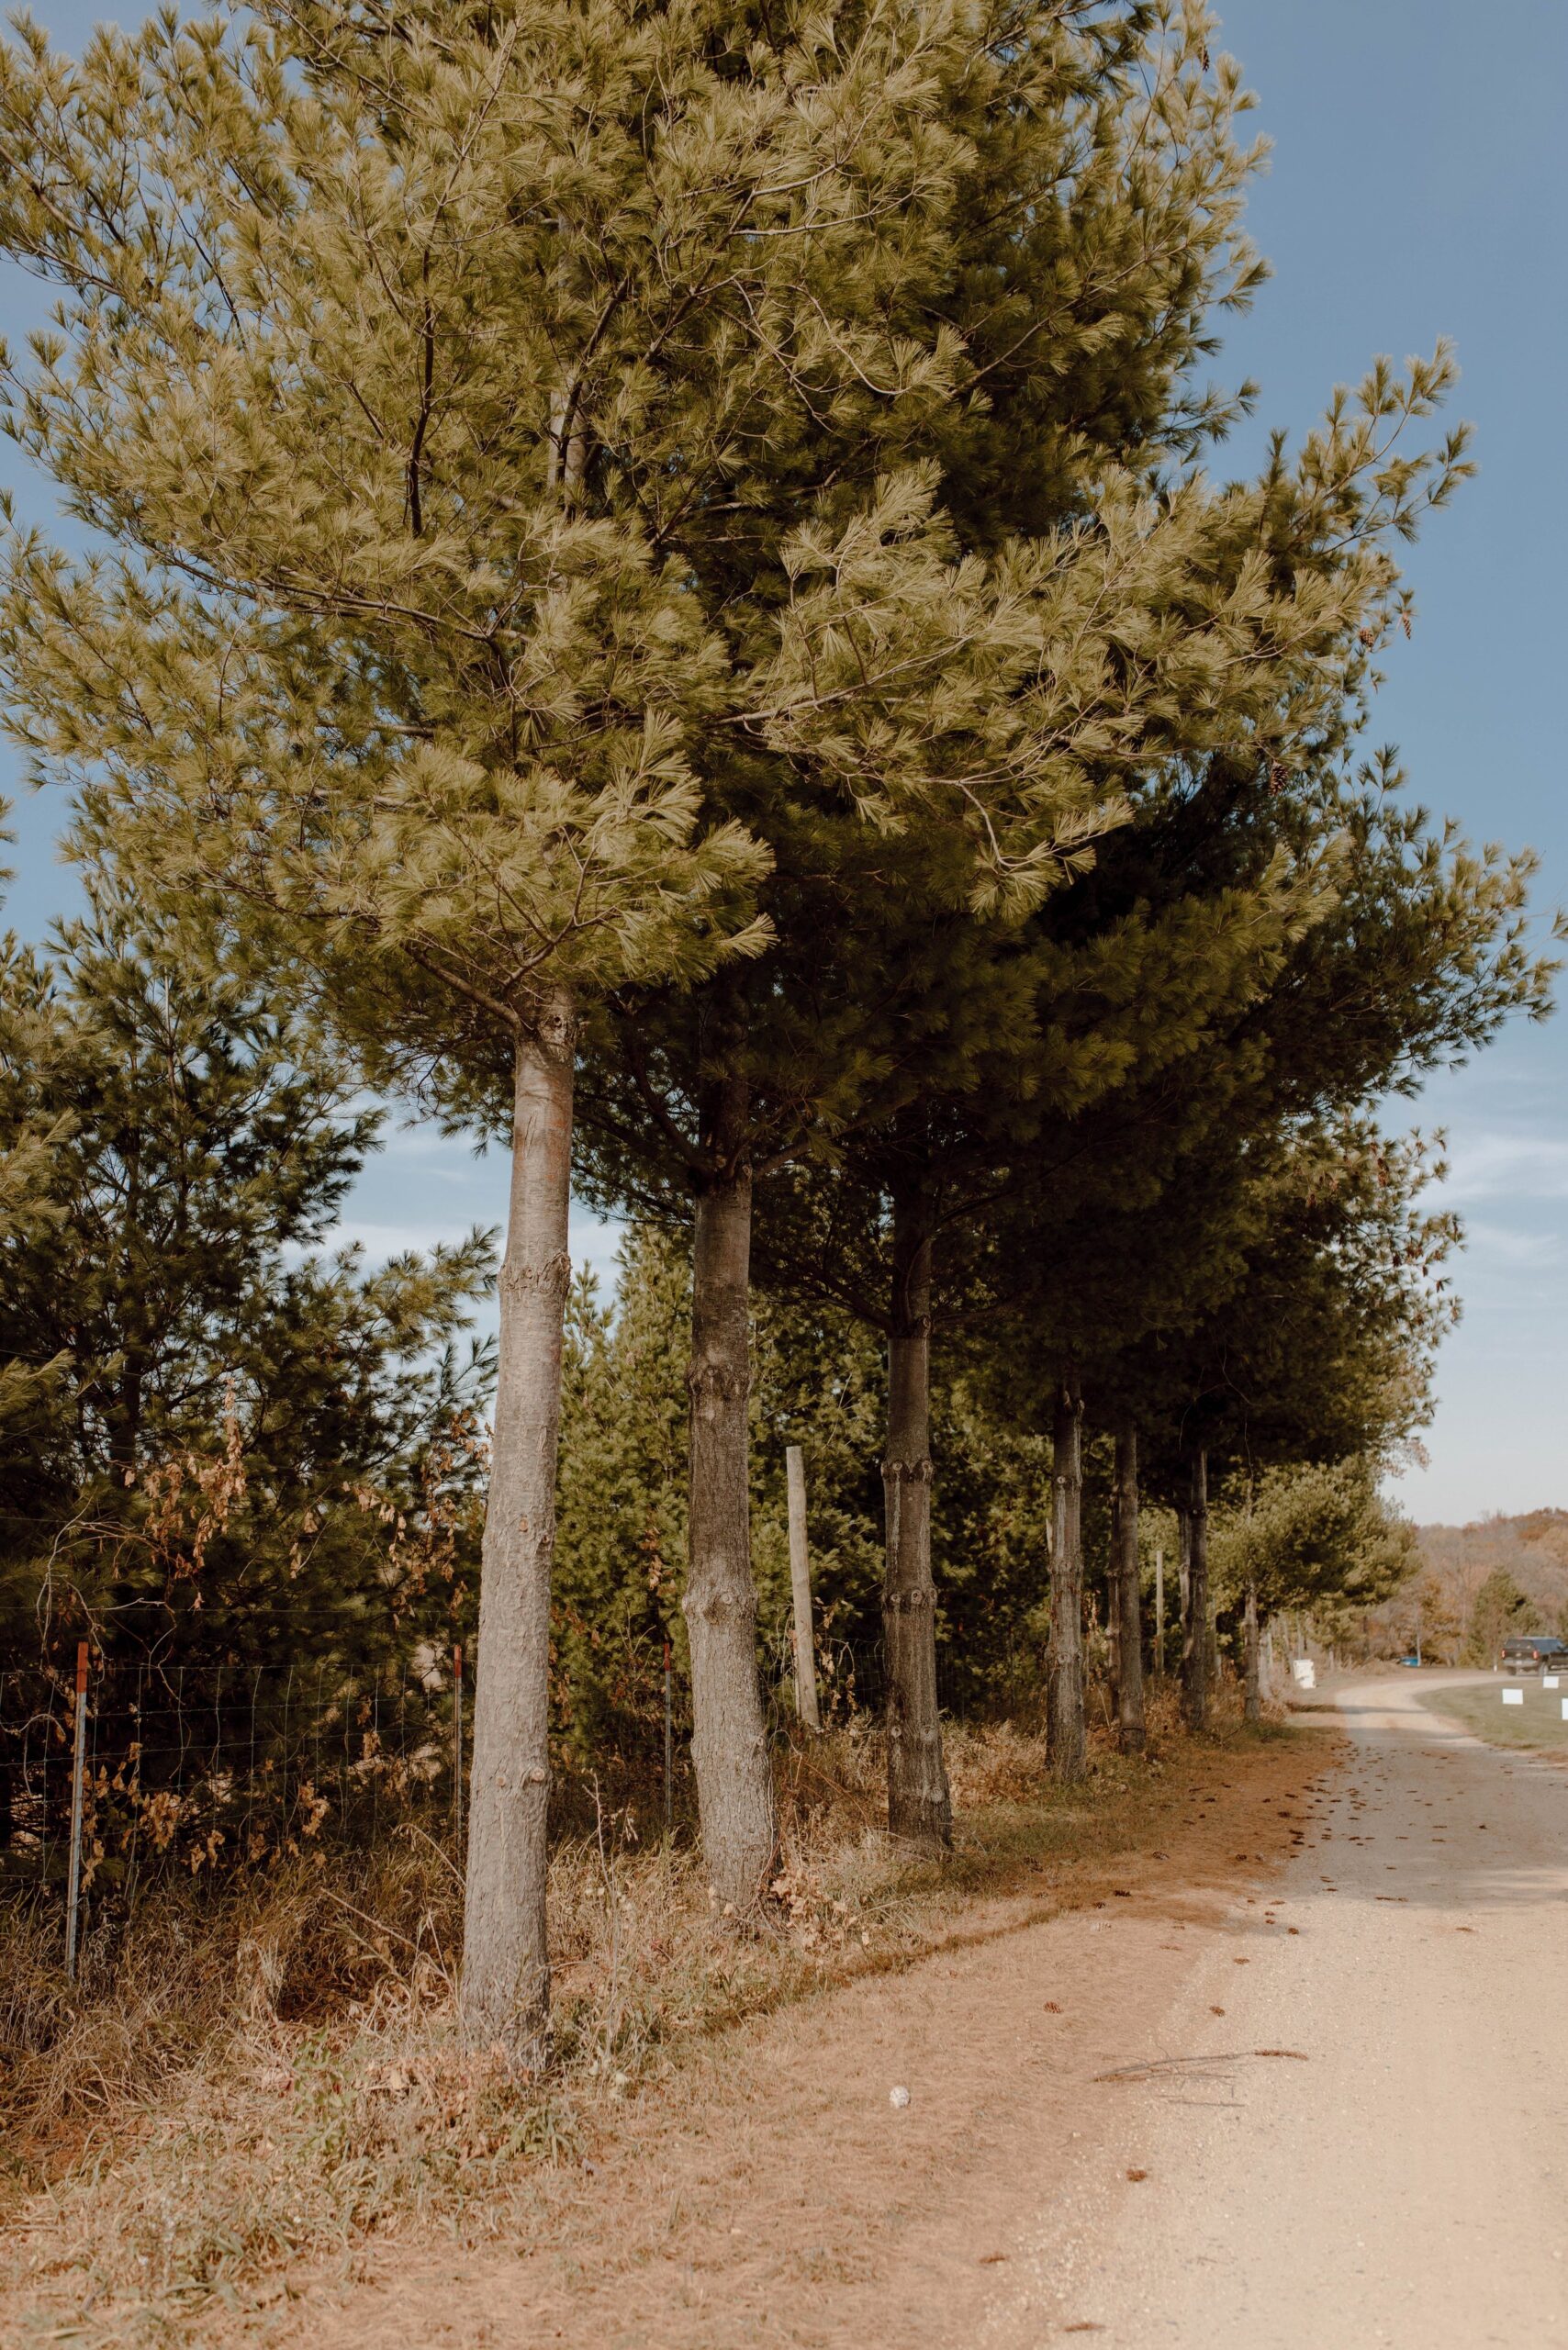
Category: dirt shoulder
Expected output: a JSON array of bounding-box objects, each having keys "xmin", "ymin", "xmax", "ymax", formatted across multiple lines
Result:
[{"xmin": 241, "ymin": 1726, "xmax": 1339, "ymax": 2350}]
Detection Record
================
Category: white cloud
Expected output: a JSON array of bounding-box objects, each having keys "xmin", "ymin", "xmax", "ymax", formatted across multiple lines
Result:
[
  {"xmin": 1460, "ymin": 1219, "xmax": 1563, "ymax": 1268},
  {"xmin": 1435, "ymin": 1131, "xmax": 1568, "ymax": 1203}
]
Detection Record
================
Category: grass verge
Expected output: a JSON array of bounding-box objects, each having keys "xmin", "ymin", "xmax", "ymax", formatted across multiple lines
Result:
[
  {"xmin": 1418, "ymin": 1679, "xmax": 1568, "ymax": 1752},
  {"xmin": 2, "ymin": 1684, "xmax": 1315, "ymax": 2345}
]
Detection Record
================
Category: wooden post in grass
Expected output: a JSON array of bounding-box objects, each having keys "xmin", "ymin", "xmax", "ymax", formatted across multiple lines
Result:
[
  {"xmin": 64, "ymin": 1640, "xmax": 88, "ymax": 1983},
  {"xmin": 1155, "ymin": 1548, "xmax": 1165, "ymax": 1676},
  {"xmin": 453, "ymin": 1642, "xmax": 465, "ymax": 1849},
  {"xmin": 663, "ymin": 1637, "xmax": 674, "ymax": 1835},
  {"xmin": 785, "ymin": 1446, "xmax": 822, "ymax": 1733}
]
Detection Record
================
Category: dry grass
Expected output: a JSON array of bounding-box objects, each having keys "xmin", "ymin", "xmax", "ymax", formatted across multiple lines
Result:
[{"xmin": 0, "ymin": 1686, "xmax": 1270, "ymax": 2344}]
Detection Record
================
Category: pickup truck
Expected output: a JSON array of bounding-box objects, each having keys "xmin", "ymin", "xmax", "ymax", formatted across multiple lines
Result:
[{"xmin": 1501, "ymin": 1636, "xmax": 1568, "ymax": 1675}]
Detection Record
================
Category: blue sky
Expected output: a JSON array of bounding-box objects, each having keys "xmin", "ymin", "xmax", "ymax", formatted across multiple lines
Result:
[
  {"xmin": 1208, "ymin": 0, "xmax": 1568, "ymax": 1522},
  {"xmin": 2, "ymin": 1, "xmax": 1563, "ymax": 1524}
]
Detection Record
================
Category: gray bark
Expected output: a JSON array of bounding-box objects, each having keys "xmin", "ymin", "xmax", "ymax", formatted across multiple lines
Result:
[
  {"xmin": 1244, "ymin": 1581, "xmax": 1261, "ymax": 1724},
  {"xmin": 1182, "ymin": 1449, "xmax": 1210, "ymax": 1731},
  {"xmin": 1113, "ymin": 1415, "xmax": 1146, "ymax": 1754},
  {"xmin": 461, "ymin": 995, "xmax": 574, "ymax": 2065},
  {"xmin": 882, "ymin": 1194, "xmax": 951, "ymax": 1852},
  {"xmin": 1048, "ymin": 1379, "xmax": 1086, "ymax": 1782},
  {"xmin": 684, "ymin": 1082, "xmax": 776, "ymax": 1912}
]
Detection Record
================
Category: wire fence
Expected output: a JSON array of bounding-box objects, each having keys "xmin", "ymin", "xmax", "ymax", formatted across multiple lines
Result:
[
  {"xmin": 2, "ymin": 1575, "xmax": 1040, "ymax": 1986},
  {"xmin": 0, "ymin": 1647, "xmax": 468, "ymax": 1917}
]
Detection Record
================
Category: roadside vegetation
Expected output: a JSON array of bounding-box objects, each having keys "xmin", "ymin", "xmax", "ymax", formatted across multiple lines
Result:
[
  {"xmin": 2, "ymin": 1694, "xmax": 1316, "ymax": 2343},
  {"xmin": 0, "ymin": 0, "xmax": 1556, "ymax": 2336}
]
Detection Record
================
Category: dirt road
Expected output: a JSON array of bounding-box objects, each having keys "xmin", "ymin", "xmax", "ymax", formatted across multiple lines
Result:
[
  {"xmin": 982, "ymin": 1671, "xmax": 1568, "ymax": 2348},
  {"xmin": 245, "ymin": 1680, "xmax": 1568, "ymax": 2350}
]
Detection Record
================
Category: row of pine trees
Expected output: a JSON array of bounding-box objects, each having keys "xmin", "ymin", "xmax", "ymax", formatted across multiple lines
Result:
[{"xmin": 0, "ymin": 1, "xmax": 1554, "ymax": 2061}]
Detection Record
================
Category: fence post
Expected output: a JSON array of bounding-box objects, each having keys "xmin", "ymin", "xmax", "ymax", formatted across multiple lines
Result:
[
  {"xmin": 65, "ymin": 1640, "xmax": 88, "ymax": 1984},
  {"xmin": 785, "ymin": 1444, "xmax": 822, "ymax": 1733},
  {"xmin": 453, "ymin": 1642, "xmax": 465, "ymax": 1852},
  {"xmin": 1155, "ymin": 1547, "xmax": 1165, "ymax": 1677},
  {"xmin": 662, "ymin": 1637, "xmax": 673, "ymax": 1837}
]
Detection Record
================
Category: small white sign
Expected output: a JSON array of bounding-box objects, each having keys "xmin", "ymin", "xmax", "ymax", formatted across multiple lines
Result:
[
  {"xmin": 1503, "ymin": 1688, "xmax": 1524, "ymax": 1706},
  {"xmin": 1562, "ymin": 1698, "xmax": 1568, "ymax": 1721},
  {"xmin": 1546, "ymin": 1676, "xmax": 1560, "ymax": 1690}
]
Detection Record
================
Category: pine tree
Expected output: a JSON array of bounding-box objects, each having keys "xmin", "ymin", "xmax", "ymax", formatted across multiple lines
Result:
[
  {"xmin": 0, "ymin": 898, "xmax": 494, "ymax": 1682},
  {"xmin": 577, "ymin": 0, "xmax": 1483, "ymax": 1851},
  {"xmin": 0, "ymin": 0, "xmax": 1025, "ymax": 2046},
  {"xmin": 1211, "ymin": 1461, "xmax": 1418, "ymax": 1717}
]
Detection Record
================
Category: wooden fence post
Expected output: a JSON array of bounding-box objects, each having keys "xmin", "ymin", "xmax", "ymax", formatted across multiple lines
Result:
[
  {"xmin": 1154, "ymin": 1547, "xmax": 1165, "ymax": 1676},
  {"xmin": 453, "ymin": 1642, "xmax": 465, "ymax": 1851},
  {"xmin": 65, "ymin": 1640, "xmax": 88, "ymax": 1983},
  {"xmin": 663, "ymin": 1637, "xmax": 673, "ymax": 1836},
  {"xmin": 785, "ymin": 1445, "xmax": 822, "ymax": 1733}
]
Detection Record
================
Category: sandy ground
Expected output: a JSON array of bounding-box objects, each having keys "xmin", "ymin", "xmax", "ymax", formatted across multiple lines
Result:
[{"xmin": 979, "ymin": 1671, "xmax": 1568, "ymax": 2349}]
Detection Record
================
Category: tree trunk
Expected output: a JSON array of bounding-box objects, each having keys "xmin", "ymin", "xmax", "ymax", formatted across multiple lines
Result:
[
  {"xmin": 1048, "ymin": 1379, "xmax": 1086, "ymax": 1782},
  {"xmin": 461, "ymin": 994, "xmax": 574, "ymax": 2066},
  {"xmin": 882, "ymin": 1191, "xmax": 951, "ymax": 1852},
  {"xmin": 1182, "ymin": 1449, "xmax": 1210, "ymax": 1731},
  {"xmin": 1244, "ymin": 1581, "xmax": 1261, "ymax": 1724},
  {"xmin": 685, "ymin": 1072, "xmax": 776, "ymax": 1913},
  {"xmin": 1113, "ymin": 1414, "xmax": 1146, "ymax": 1754}
]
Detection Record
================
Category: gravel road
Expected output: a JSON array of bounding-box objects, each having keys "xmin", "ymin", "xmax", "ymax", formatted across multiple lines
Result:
[
  {"xmin": 164, "ymin": 1680, "xmax": 1568, "ymax": 2350},
  {"xmin": 982, "ymin": 1672, "xmax": 1568, "ymax": 2349}
]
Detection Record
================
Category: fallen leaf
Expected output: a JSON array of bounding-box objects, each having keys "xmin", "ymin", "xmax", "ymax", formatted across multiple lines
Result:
[
  {"xmin": 1126, "ymin": 2167, "xmax": 1148, "ymax": 2182},
  {"xmin": 979, "ymin": 2252, "xmax": 1008, "ymax": 2266}
]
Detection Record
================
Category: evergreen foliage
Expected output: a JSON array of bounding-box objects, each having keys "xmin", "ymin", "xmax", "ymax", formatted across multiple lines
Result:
[
  {"xmin": 0, "ymin": 891, "xmax": 494, "ymax": 1674},
  {"xmin": 1209, "ymin": 1460, "xmax": 1418, "ymax": 1628},
  {"xmin": 552, "ymin": 1225, "xmax": 1054, "ymax": 1761},
  {"xmin": 1464, "ymin": 1568, "xmax": 1533, "ymax": 1668}
]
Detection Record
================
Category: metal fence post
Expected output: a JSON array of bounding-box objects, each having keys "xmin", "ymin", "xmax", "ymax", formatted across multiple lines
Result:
[{"xmin": 64, "ymin": 1640, "xmax": 88, "ymax": 1983}]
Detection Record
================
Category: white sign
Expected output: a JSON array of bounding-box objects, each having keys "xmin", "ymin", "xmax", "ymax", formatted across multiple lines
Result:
[
  {"xmin": 1291, "ymin": 1659, "xmax": 1316, "ymax": 1690},
  {"xmin": 1546, "ymin": 1676, "xmax": 1560, "ymax": 1690},
  {"xmin": 1503, "ymin": 1688, "xmax": 1524, "ymax": 1706},
  {"xmin": 1562, "ymin": 1698, "xmax": 1568, "ymax": 1721}
]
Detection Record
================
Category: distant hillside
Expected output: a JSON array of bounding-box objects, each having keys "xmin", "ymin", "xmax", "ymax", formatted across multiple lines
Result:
[{"xmin": 1409, "ymin": 1509, "xmax": 1568, "ymax": 1662}]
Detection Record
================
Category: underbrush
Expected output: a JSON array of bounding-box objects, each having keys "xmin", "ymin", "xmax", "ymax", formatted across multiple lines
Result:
[{"xmin": 1, "ymin": 1691, "xmax": 1259, "ymax": 2342}]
